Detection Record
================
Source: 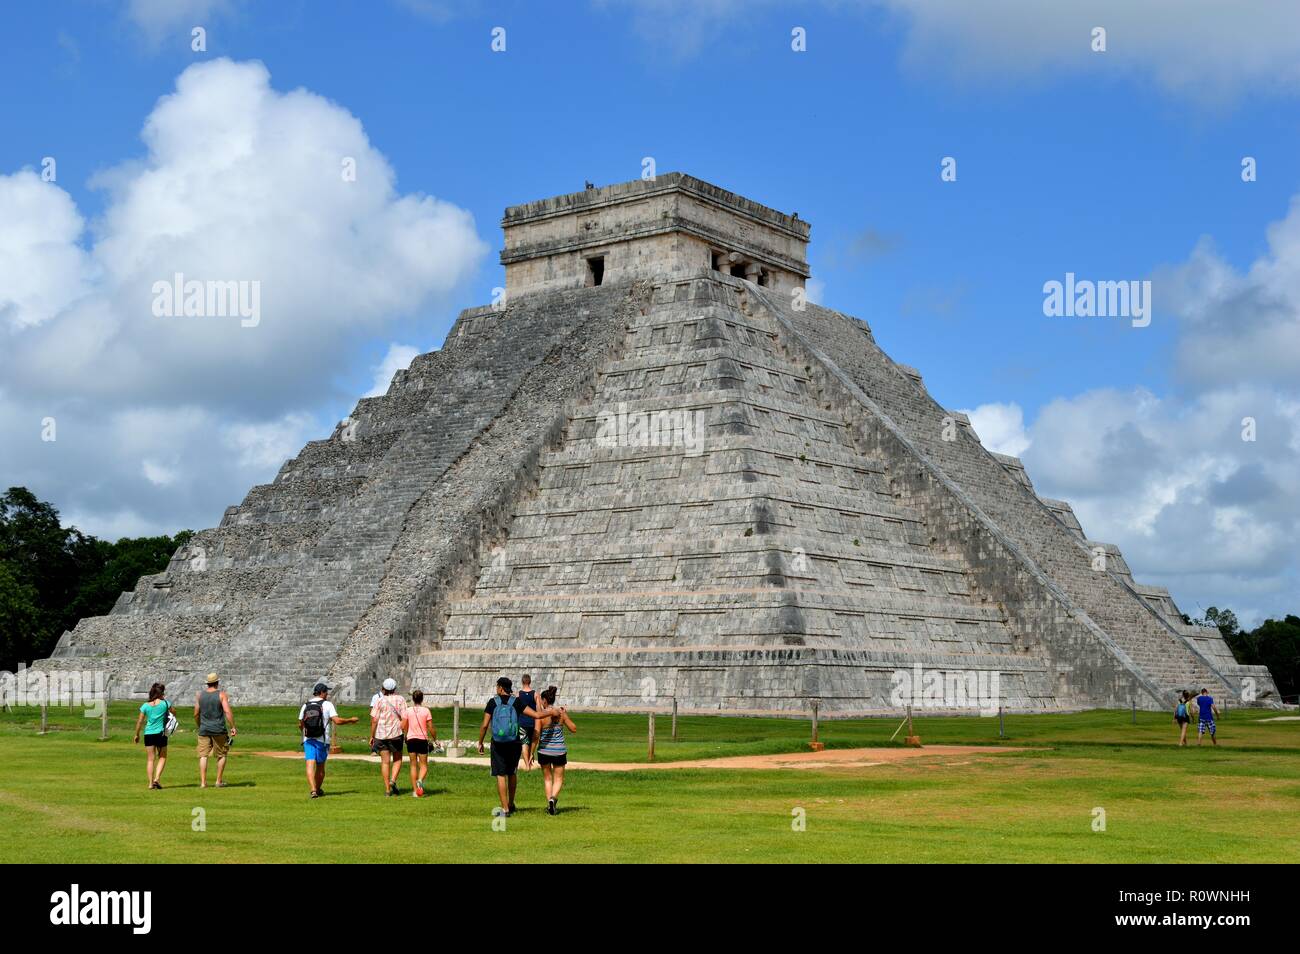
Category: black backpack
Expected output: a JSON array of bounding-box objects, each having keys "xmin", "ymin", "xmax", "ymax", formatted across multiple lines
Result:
[{"xmin": 302, "ymin": 700, "xmax": 327, "ymax": 739}]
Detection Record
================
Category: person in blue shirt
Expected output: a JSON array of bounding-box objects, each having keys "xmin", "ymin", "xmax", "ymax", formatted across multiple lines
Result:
[
  {"xmin": 1173, "ymin": 691, "xmax": 1192, "ymax": 747},
  {"xmin": 132, "ymin": 683, "xmax": 172, "ymax": 790},
  {"xmin": 1194, "ymin": 688, "xmax": 1219, "ymax": 746}
]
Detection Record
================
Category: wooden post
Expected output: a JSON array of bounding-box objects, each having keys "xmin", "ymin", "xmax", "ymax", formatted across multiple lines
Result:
[
  {"xmin": 998, "ymin": 705, "xmax": 1005, "ymax": 739},
  {"xmin": 811, "ymin": 700, "xmax": 820, "ymax": 743},
  {"xmin": 647, "ymin": 711, "xmax": 656, "ymax": 762},
  {"xmin": 671, "ymin": 696, "xmax": 678, "ymax": 742},
  {"xmin": 1132, "ymin": 699, "xmax": 1137, "ymax": 725},
  {"xmin": 904, "ymin": 705, "xmax": 922, "ymax": 747},
  {"xmin": 39, "ymin": 704, "xmax": 48, "ymax": 736},
  {"xmin": 99, "ymin": 676, "xmax": 112, "ymax": 741},
  {"xmin": 452, "ymin": 698, "xmax": 461, "ymax": 744}
]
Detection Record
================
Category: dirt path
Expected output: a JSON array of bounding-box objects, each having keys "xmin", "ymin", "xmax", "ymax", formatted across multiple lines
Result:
[{"xmin": 254, "ymin": 744, "xmax": 1033, "ymax": 772}]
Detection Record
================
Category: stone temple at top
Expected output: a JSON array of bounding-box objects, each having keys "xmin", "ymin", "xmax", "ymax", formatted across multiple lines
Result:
[{"xmin": 38, "ymin": 173, "xmax": 1278, "ymax": 713}]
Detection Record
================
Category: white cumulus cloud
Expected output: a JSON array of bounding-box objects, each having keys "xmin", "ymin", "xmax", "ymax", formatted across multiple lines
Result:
[
  {"xmin": 0, "ymin": 59, "xmax": 486, "ymax": 539},
  {"xmin": 365, "ymin": 343, "xmax": 423, "ymax": 398},
  {"xmin": 960, "ymin": 402, "xmax": 1030, "ymax": 457}
]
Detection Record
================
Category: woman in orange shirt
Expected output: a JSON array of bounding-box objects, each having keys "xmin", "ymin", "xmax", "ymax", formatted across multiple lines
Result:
[{"xmin": 402, "ymin": 690, "xmax": 437, "ymax": 797}]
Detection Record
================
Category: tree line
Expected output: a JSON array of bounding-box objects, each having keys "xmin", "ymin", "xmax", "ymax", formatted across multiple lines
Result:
[
  {"xmin": 1195, "ymin": 606, "xmax": 1300, "ymax": 702},
  {"xmin": 0, "ymin": 487, "xmax": 190, "ymax": 673}
]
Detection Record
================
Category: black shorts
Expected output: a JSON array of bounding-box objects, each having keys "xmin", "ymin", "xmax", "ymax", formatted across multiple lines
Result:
[
  {"xmin": 144, "ymin": 733, "xmax": 168, "ymax": 748},
  {"xmin": 1176, "ymin": 715, "xmax": 1189, "ymax": 725},
  {"xmin": 537, "ymin": 752, "xmax": 567, "ymax": 767},
  {"xmin": 407, "ymin": 738, "xmax": 429, "ymax": 755},
  {"xmin": 374, "ymin": 737, "xmax": 403, "ymax": 755},
  {"xmin": 490, "ymin": 741, "xmax": 522, "ymax": 777}
]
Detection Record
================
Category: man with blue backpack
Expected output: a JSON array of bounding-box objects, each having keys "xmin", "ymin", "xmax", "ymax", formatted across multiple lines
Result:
[{"xmin": 477, "ymin": 676, "xmax": 553, "ymax": 816}]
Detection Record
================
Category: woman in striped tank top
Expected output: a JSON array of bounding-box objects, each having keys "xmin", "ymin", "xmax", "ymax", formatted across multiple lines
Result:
[{"xmin": 535, "ymin": 686, "xmax": 577, "ymax": 815}]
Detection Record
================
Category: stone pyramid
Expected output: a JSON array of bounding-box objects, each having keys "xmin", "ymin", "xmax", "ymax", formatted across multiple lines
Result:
[{"xmin": 40, "ymin": 174, "xmax": 1278, "ymax": 712}]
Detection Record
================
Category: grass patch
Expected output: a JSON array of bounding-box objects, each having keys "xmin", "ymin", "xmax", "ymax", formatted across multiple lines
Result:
[{"xmin": 0, "ymin": 704, "xmax": 1296, "ymax": 862}]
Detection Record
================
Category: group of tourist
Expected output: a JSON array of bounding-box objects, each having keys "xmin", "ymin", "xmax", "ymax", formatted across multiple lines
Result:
[
  {"xmin": 132, "ymin": 671, "xmax": 577, "ymax": 815},
  {"xmin": 1174, "ymin": 688, "xmax": 1220, "ymax": 746},
  {"xmin": 478, "ymin": 674, "xmax": 578, "ymax": 816},
  {"xmin": 132, "ymin": 672, "xmax": 236, "ymax": 790}
]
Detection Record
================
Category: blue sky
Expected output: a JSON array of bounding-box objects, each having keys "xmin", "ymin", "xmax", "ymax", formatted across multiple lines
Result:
[{"xmin": 2, "ymin": 1, "xmax": 1298, "ymax": 624}]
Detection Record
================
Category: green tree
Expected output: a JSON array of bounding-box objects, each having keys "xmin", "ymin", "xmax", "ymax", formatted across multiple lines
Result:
[
  {"xmin": 0, "ymin": 487, "xmax": 190, "ymax": 671},
  {"xmin": 1230, "ymin": 615, "xmax": 1300, "ymax": 701},
  {"xmin": 1199, "ymin": 606, "xmax": 1241, "ymax": 639},
  {"xmin": 0, "ymin": 562, "xmax": 40, "ymax": 672}
]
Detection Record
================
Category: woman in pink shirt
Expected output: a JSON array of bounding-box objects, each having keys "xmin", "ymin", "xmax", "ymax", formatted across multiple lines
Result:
[{"xmin": 402, "ymin": 690, "xmax": 436, "ymax": 797}]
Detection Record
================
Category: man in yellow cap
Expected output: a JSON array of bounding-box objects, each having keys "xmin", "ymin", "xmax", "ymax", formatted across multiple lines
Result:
[{"xmin": 195, "ymin": 673, "xmax": 237, "ymax": 788}]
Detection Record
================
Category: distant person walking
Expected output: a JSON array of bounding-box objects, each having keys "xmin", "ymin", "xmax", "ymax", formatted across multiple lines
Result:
[
  {"xmin": 402, "ymin": 690, "xmax": 436, "ymax": 797},
  {"xmin": 1174, "ymin": 691, "xmax": 1192, "ymax": 746},
  {"xmin": 195, "ymin": 673, "xmax": 236, "ymax": 788},
  {"xmin": 1194, "ymin": 688, "xmax": 1219, "ymax": 746},
  {"xmin": 517, "ymin": 674, "xmax": 538, "ymax": 771},
  {"xmin": 477, "ymin": 677, "xmax": 552, "ymax": 816},
  {"xmin": 299, "ymin": 682, "xmax": 359, "ymax": 799},
  {"xmin": 370, "ymin": 678, "xmax": 407, "ymax": 796},
  {"xmin": 535, "ymin": 685, "xmax": 577, "ymax": 815},
  {"xmin": 133, "ymin": 683, "xmax": 173, "ymax": 789}
]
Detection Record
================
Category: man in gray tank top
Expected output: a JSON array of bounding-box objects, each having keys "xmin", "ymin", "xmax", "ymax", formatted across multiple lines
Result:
[{"xmin": 194, "ymin": 673, "xmax": 237, "ymax": 788}]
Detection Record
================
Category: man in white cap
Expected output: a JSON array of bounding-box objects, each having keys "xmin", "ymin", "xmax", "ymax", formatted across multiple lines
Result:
[{"xmin": 369, "ymin": 677, "xmax": 407, "ymax": 796}]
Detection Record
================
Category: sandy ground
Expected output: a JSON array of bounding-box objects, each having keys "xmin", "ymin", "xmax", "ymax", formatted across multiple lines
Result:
[{"xmin": 254, "ymin": 744, "xmax": 1034, "ymax": 772}]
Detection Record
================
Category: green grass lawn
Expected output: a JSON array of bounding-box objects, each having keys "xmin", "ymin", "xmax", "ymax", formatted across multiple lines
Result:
[{"xmin": 1, "ymin": 703, "xmax": 1297, "ymax": 863}]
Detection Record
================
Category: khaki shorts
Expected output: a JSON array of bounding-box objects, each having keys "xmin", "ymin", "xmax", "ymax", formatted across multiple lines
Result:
[{"xmin": 197, "ymin": 733, "xmax": 230, "ymax": 758}]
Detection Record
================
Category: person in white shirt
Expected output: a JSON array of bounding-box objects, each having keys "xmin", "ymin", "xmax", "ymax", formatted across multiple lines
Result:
[{"xmin": 298, "ymin": 682, "xmax": 358, "ymax": 799}]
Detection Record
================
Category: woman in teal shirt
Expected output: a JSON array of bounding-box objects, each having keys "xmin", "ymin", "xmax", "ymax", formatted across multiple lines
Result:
[{"xmin": 132, "ymin": 683, "xmax": 172, "ymax": 789}]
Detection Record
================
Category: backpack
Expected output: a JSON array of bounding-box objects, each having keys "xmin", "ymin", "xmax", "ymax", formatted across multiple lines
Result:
[
  {"xmin": 302, "ymin": 699, "xmax": 327, "ymax": 739},
  {"xmin": 490, "ymin": 696, "xmax": 519, "ymax": 743},
  {"xmin": 1175, "ymin": 702, "xmax": 1187, "ymax": 719},
  {"xmin": 162, "ymin": 701, "xmax": 178, "ymax": 737}
]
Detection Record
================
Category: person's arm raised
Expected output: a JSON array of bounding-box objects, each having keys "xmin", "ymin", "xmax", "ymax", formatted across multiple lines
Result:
[{"xmin": 521, "ymin": 702, "xmax": 560, "ymax": 721}]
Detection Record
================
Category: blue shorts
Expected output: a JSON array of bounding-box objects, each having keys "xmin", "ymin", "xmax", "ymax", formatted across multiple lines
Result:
[
  {"xmin": 1198, "ymin": 719, "xmax": 1215, "ymax": 736},
  {"xmin": 303, "ymin": 739, "xmax": 329, "ymax": 763}
]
